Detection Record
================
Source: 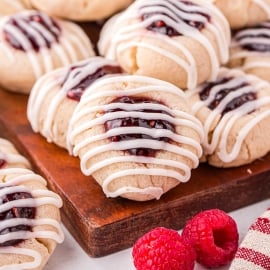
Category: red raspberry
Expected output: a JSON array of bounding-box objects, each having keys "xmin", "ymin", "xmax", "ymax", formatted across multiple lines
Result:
[
  {"xmin": 182, "ymin": 209, "xmax": 239, "ymax": 268},
  {"xmin": 132, "ymin": 227, "xmax": 196, "ymax": 270}
]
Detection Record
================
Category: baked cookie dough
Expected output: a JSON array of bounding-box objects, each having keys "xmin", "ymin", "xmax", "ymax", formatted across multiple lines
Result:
[
  {"xmin": 27, "ymin": 56, "xmax": 123, "ymax": 150},
  {"xmin": 68, "ymin": 75, "xmax": 204, "ymax": 201},
  {"xmin": 0, "ymin": 10, "xmax": 95, "ymax": 94},
  {"xmin": 0, "ymin": 167, "xmax": 64, "ymax": 270},
  {"xmin": 98, "ymin": 0, "xmax": 230, "ymax": 90},
  {"xmin": 228, "ymin": 21, "xmax": 270, "ymax": 83},
  {"xmin": 0, "ymin": 0, "xmax": 31, "ymax": 16},
  {"xmin": 212, "ymin": 0, "xmax": 270, "ymax": 29},
  {"xmin": 187, "ymin": 67, "xmax": 270, "ymax": 168},
  {"xmin": 28, "ymin": 0, "xmax": 134, "ymax": 21},
  {"xmin": 0, "ymin": 138, "xmax": 31, "ymax": 169}
]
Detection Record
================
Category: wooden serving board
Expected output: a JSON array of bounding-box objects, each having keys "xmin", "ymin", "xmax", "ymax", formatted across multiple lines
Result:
[{"xmin": 1, "ymin": 89, "xmax": 270, "ymax": 257}]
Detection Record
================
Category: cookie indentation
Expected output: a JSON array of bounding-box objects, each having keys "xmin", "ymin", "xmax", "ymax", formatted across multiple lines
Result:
[
  {"xmin": 140, "ymin": 0, "xmax": 210, "ymax": 37},
  {"xmin": 234, "ymin": 22, "xmax": 270, "ymax": 52},
  {"xmin": 3, "ymin": 12, "xmax": 61, "ymax": 52},
  {"xmin": 0, "ymin": 189, "xmax": 35, "ymax": 247},
  {"xmin": 199, "ymin": 77, "xmax": 256, "ymax": 115},
  {"xmin": 0, "ymin": 159, "xmax": 6, "ymax": 169},
  {"xmin": 104, "ymin": 96, "xmax": 175, "ymax": 157},
  {"xmin": 62, "ymin": 64, "xmax": 123, "ymax": 102}
]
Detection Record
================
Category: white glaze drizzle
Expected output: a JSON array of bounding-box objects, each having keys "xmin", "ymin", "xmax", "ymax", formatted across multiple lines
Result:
[
  {"xmin": 27, "ymin": 57, "xmax": 122, "ymax": 150},
  {"xmin": 0, "ymin": 139, "xmax": 31, "ymax": 169},
  {"xmin": 231, "ymin": 21, "xmax": 270, "ymax": 71},
  {"xmin": 0, "ymin": 168, "xmax": 64, "ymax": 270},
  {"xmin": 188, "ymin": 68, "xmax": 270, "ymax": 163},
  {"xmin": 68, "ymin": 75, "xmax": 203, "ymax": 199},
  {"xmin": 0, "ymin": 10, "xmax": 93, "ymax": 80},
  {"xmin": 98, "ymin": 0, "xmax": 230, "ymax": 90}
]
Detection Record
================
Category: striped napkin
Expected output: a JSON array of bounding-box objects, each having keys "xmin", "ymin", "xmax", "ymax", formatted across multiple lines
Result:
[{"xmin": 229, "ymin": 208, "xmax": 270, "ymax": 270}]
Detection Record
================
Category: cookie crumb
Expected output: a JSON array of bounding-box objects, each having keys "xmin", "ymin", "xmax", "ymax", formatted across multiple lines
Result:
[{"xmin": 247, "ymin": 168, "xmax": 252, "ymax": 174}]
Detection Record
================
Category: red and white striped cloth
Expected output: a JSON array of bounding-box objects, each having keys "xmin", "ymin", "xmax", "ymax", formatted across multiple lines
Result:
[{"xmin": 229, "ymin": 208, "xmax": 270, "ymax": 270}]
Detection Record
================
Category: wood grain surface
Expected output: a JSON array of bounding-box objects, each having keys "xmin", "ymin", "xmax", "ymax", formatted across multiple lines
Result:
[{"xmin": 0, "ymin": 89, "xmax": 270, "ymax": 257}]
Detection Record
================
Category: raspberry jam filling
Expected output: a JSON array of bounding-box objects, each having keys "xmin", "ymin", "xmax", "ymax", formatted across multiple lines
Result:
[
  {"xmin": 0, "ymin": 159, "xmax": 6, "ymax": 169},
  {"xmin": 199, "ymin": 77, "xmax": 257, "ymax": 115},
  {"xmin": 0, "ymin": 190, "xmax": 35, "ymax": 247},
  {"xmin": 3, "ymin": 12, "xmax": 61, "ymax": 52},
  {"xmin": 104, "ymin": 96, "xmax": 175, "ymax": 157},
  {"xmin": 63, "ymin": 64, "xmax": 123, "ymax": 102},
  {"xmin": 235, "ymin": 23, "xmax": 270, "ymax": 52},
  {"xmin": 141, "ymin": 1, "xmax": 210, "ymax": 37}
]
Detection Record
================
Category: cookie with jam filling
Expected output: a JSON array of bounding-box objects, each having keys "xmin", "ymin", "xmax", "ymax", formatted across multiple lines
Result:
[
  {"xmin": 98, "ymin": 0, "xmax": 230, "ymax": 90},
  {"xmin": 68, "ymin": 74, "xmax": 204, "ymax": 201},
  {"xmin": 229, "ymin": 21, "xmax": 270, "ymax": 83},
  {"xmin": 27, "ymin": 56, "xmax": 124, "ymax": 150},
  {"xmin": 0, "ymin": 168, "xmax": 64, "ymax": 270},
  {"xmin": 0, "ymin": 10, "xmax": 95, "ymax": 94},
  {"xmin": 187, "ymin": 67, "xmax": 270, "ymax": 167}
]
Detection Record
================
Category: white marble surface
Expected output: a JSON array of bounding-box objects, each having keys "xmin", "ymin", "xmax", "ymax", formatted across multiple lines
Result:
[{"xmin": 44, "ymin": 198, "xmax": 270, "ymax": 270}]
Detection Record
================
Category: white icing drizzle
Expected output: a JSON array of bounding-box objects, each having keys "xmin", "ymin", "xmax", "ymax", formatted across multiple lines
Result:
[
  {"xmin": 0, "ymin": 139, "xmax": 30, "ymax": 169},
  {"xmin": 0, "ymin": 10, "xmax": 93, "ymax": 79},
  {"xmin": 68, "ymin": 75, "xmax": 203, "ymax": 199},
  {"xmin": 27, "ymin": 57, "xmax": 122, "ymax": 150},
  {"xmin": 98, "ymin": 0, "xmax": 230, "ymax": 90},
  {"xmin": 188, "ymin": 68, "xmax": 270, "ymax": 163},
  {"xmin": 0, "ymin": 168, "xmax": 64, "ymax": 270},
  {"xmin": 231, "ymin": 21, "xmax": 270, "ymax": 71}
]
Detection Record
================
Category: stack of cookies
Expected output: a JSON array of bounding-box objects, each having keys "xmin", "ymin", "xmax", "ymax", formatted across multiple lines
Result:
[{"xmin": 1, "ymin": 0, "xmax": 269, "ymax": 204}]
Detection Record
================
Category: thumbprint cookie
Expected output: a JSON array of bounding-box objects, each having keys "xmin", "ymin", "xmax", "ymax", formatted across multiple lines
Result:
[
  {"xmin": 98, "ymin": 0, "xmax": 230, "ymax": 90},
  {"xmin": 229, "ymin": 21, "xmax": 270, "ymax": 83},
  {"xmin": 0, "ymin": 10, "xmax": 95, "ymax": 94},
  {"xmin": 68, "ymin": 75, "xmax": 204, "ymax": 201},
  {"xmin": 27, "ymin": 57, "xmax": 124, "ymax": 150},
  {"xmin": 0, "ymin": 168, "xmax": 64, "ymax": 270},
  {"xmin": 187, "ymin": 68, "xmax": 270, "ymax": 167}
]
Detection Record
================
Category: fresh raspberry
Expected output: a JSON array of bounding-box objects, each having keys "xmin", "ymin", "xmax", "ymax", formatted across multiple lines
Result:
[
  {"xmin": 132, "ymin": 227, "xmax": 196, "ymax": 270},
  {"xmin": 182, "ymin": 209, "xmax": 239, "ymax": 268}
]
